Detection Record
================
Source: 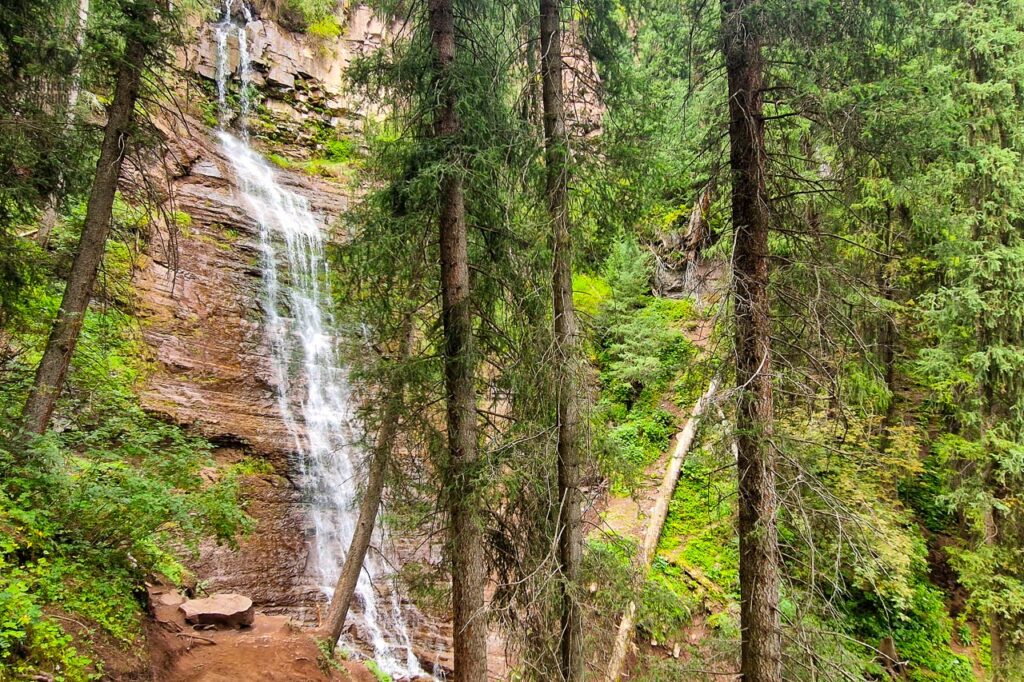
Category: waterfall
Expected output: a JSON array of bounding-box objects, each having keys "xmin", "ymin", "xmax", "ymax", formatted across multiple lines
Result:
[{"xmin": 212, "ymin": 3, "xmax": 423, "ymax": 677}]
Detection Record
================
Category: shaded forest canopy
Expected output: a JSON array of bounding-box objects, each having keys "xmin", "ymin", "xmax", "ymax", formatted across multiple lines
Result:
[{"xmin": 1, "ymin": 0, "xmax": 1023, "ymax": 680}]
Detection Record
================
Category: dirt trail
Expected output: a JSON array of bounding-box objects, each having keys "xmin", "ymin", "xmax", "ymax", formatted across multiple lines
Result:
[{"xmin": 145, "ymin": 584, "xmax": 383, "ymax": 682}]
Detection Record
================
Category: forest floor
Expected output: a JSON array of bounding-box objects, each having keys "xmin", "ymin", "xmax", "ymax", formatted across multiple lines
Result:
[
  {"xmin": 586, "ymin": 309, "xmax": 732, "ymax": 676},
  {"xmin": 590, "ymin": 310, "xmax": 716, "ymax": 544},
  {"xmin": 143, "ymin": 583, "xmax": 382, "ymax": 682}
]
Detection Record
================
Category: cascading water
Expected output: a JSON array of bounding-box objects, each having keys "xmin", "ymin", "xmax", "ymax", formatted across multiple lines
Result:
[{"xmin": 213, "ymin": 3, "xmax": 423, "ymax": 677}]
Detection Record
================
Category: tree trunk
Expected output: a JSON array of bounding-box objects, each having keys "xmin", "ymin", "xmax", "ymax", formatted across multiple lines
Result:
[
  {"xmin": 428, "ymin": 0, "xmax": 488, "ymax": 678},
  {"xmin": 540, "ymin": 0, "xmax": 583, "ymax": 679},
  {"xmin": 721, "ymin": 1, "xmax": 782, "ymax": 680},
  {"xmin": 604, "ymin": 378, "xmax": 720, "ymax": 681},
  {"xmin": 986, "ymin": 505, "xmax": 1003, "ymax": 681},
  {"xmin": 317, "ymin": 322, "xmax": 415, "ymax": 648},
  {"xmin": 22, "ymin": 21, "xmax": 147, "ymax": 436}
]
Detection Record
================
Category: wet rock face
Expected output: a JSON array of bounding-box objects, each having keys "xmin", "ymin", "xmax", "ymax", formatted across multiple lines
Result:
[
  {"xmin": 133, "ymin": 114, "xmax": 347, "ymax": 621},
  {"xmin": 189, "ymin": 5, "xmax": 393, "ymax": 96},
  {"xmin": 181, "ymin": 4, "xmax": 401, "ymax": 151}
]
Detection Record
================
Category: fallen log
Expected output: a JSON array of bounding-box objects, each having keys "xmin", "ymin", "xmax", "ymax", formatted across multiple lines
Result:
[{"xmin": 604, "ymin": 376, "xmax": 721, "ymax": 681}]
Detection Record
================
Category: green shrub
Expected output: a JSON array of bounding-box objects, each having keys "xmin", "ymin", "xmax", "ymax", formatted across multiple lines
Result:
[
  {"xmin": 601, "ymin": 238, "xmax": 651, "ymax": 318},
  {"xmin": 591, "ymin": 237, "xmax": 702, "ymax": 489},
  {"xmin": 277, "ymin": 0, "xmax": 337, "ymax": 31},
  {"xmin": 0, "ymin": 283, "xmax": 251, "ymax": 679},
  {"xmin": 324, "ymin": 137, "xmax": 356, "ymax": 163},
  {"xmin": 844, "ymin": 582, "xmax": 974, "ymax": 682},
  {"xmin": 573, "ymin": 272, "xmax": 611, "ymax": 320},
  {"xmin": 306, "ymin": 15, "xmax": 342, "ymax": 39}
]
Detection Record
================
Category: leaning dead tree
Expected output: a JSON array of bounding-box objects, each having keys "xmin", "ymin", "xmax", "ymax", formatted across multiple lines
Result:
[
  {"xmin": 316, "ymin": 320, "xmax": 414, "ymax": 648},
  {"xmin": 605, "ymin": 376, "xmax": 721, "ymax": 681}
]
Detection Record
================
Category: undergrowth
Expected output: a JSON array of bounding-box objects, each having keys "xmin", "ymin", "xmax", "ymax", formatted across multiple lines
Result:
[
  {"xmin": 0, "ymin": 210, "xmax": 252, "ymax": 680},
  {"xmin": 580, "ymin": 238, "xmax": 701, "ymax": 492}
]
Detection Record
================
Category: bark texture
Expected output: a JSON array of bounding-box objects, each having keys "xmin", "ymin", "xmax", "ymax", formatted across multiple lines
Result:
[
  {"xmin": 318, "ymin": 323, "xmax": 414, "ymax": 648},
  {"xmin": 721, "ymin": 0, "xmax": 783, "ymax": 680},
  {"xmin": 22, "ymin": 24, "xmax": 147, "ymax": 435},
  {"xmin": 539, "ymin": 0, "xmax": 583, "ymax": 679},
  {"xmin": 682, "ymin": 183, "xmax": 714, "ymax": 263},
  {"xmin": 428, "ymin": 0, "xmax": 489, "ymax": 678}
]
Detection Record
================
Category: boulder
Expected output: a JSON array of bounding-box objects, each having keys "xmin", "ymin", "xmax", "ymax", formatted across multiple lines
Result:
[{"xmin": 179, "ymin": 593, "xmax": 255, "ymax": 628}]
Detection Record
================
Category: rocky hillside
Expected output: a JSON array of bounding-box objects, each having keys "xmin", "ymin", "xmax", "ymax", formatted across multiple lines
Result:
[
  {"xmin": 132, "ymin": 3, "xmax": 446, "ymax": 674},
  {"xmin": 125, "ymin": 3, "xmax": 602, "ymax": 675}
]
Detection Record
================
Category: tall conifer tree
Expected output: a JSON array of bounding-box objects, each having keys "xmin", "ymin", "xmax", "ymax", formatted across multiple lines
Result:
[
  {"xmin": 721, "ymin": 0, "xmax": 781, "ymax": 678},
  {"xmin": 23, "ymin": 0, "xmax": 159, "ymax": 435},
  {"xmin": 539, "ymin": 0, "xmax": 584, "ymax": 679},
  {"xmin": 428, "ymin": 0, "xmax": 489, "ymax": 677}
]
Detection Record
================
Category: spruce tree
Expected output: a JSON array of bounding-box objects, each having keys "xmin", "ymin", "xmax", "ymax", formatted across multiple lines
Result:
[
  {"xmin": 539, "ymin": 0, "xmax": 584, "ymax": 678},
  {"xmin": 917, "ymin": 1, "xmax": 1024, "ymax": 674},
  {"xmin": 720, "ymin": 1, "xmax": 782, "ymax": 678}
]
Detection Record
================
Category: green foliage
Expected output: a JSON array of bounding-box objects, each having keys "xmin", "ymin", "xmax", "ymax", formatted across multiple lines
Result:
[
  {"xmin": 910, "ymin": 0, "xmax": 1024, "ymax": 660},
  {"xmin": 584, "ymin": 538, "xmax": 695, "ymax": 645},
  {"xmin": 0, "ymin": 287, "xmax": 251, "ymax": 679},
  {"xmin": 657, "ymin": 443, "xmax": 739, "ymax": 599},
  {"xmin": 306, "ymin": 15, "xmax": 342, "ymax": 39},
  {"xmin": 601, "ymin": 239, "xmax": 651, "ymax": 318},
  {"xmin": 274, "ymin": 0, "xmax": 338, "ymax": 32},
  {"xmin": 266, "ymin": 153, "xmax": 293, "ymax": 169},
  {"xmin": 365, "ymin": 659, "xmax": 393, "ymax": 682},
  {"xmin": 324, "ymin": 137, "xmax": 356, "ymax": 163},
  {"xmin": 899, "ymin": 448, "xmax": 956, "ymax": 534},
  {"xmin": 0, "ymin": 0, "xmax": 100, "ymax": 265},
  {"xmin": 595, "ymin": 241, "xmax": 696, "ymax": 405},
  {"xmin": 315, "ymin": 638, "xmax": 345, "ymax": 676},
  {"xmin": 263, "ymin": 138, "xmax": 357, "ymax": 180},
  {"xmin": 588, "ymin": 240, "xmax": 701, "ymax": 490},
  {"xmin": 600, "ymin": 304, "xmax": 694, "ymax": 407},
  {"xmin": 0, "ymin": 577, "xmax": 92, "ymax": 681},
  {"xmin": 572, "ymin": 273, "xmax": 611, "ymax": 321},
  {"xmin": 845, "ymin": 582, "xmax": 974, "ymax": 682}
]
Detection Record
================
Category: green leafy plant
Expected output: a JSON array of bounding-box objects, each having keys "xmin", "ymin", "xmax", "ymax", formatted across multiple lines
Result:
[
  {"xmin": 0, "ymin": 282, "xmax": 252, "ymax": 678},
  {"xmin": 365, "ymin": 659, "xmax": 393, "ymax": 682},
  {"xmin": 307, "ymin": 15, "xmax": 342, "ymax": 39}
]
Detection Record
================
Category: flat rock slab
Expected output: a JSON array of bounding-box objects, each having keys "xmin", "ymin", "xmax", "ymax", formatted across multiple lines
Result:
[
  {"xmin": 179, "ymin": 593, "xmax": 255, "ymax": 629},
  {"xmin": 157, "ymin": 591, "xmax": 185, "ymax": 607}
]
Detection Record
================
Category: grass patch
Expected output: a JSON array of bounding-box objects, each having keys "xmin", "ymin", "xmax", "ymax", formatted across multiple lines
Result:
[{"xmin": 656, "ymin": 438, "xmax": 739, "ymax": 600}]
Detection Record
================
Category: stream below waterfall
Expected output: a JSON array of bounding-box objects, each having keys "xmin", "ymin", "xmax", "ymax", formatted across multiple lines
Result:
[{"xmin": 213, "ymin": 2, "xmax": 425, "ymax": 677}]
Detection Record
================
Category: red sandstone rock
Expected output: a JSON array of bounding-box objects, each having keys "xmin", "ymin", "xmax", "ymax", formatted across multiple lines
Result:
[{"xmin": 179, "ymin": 593, "xmax": 255, "ymax": 628}]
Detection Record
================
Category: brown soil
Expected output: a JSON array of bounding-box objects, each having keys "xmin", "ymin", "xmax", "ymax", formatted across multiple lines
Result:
[{"xmin": 143, "ymin": 584, "xmax": 378, "ymax": 682}]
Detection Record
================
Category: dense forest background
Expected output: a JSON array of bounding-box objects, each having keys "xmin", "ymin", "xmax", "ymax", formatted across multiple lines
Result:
[{"xmin": 1, "ymin": 0, "xmax": 1023, "ymax": 680}]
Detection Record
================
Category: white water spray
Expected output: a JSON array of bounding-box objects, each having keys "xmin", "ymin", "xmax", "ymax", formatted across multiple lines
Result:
[{"xmin": 213, "ymin": 3, "xmax": 422, "ymax": 676}]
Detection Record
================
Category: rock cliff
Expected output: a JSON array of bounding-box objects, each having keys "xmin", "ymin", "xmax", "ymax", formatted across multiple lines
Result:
[
  {"xmin": 179, "ymin": 3, "xmax": 401, "ymax": 151},
  {"xmin": 134, "ymin": 110, "xmax": 349, "ymax": 622},
  {"xmin": 132, "ymin": 2, "xmax": 600, "ymax": 675}
]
